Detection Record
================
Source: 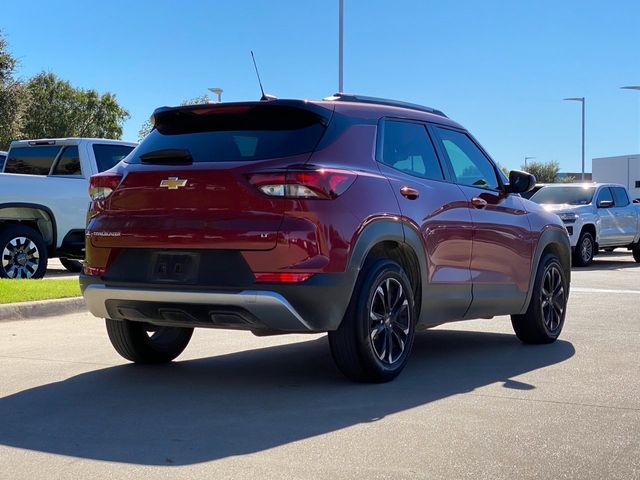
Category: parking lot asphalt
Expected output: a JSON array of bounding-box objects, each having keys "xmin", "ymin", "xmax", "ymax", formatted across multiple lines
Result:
[
  {"xmin": 1, "ymin": 252, "xmax": 639, "ymax": 479},
  {"xmin": 44, "ymin": 259, "xmax": 79, "ymax": 280}
]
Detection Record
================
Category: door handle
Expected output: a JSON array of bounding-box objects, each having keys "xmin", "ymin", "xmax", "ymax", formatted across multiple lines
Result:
[
  {"xmin": 400, "ymin": 186, "xmax": 420, "ymax": 200},
  {"xmin": 471, "ymin": 197, "xmax": 488, "ymax": 209}
]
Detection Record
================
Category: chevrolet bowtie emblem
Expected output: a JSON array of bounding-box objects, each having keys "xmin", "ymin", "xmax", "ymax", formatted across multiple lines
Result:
[{"xmin": 160, "ymin": 177, "xmax": 188, "ymax": 189}]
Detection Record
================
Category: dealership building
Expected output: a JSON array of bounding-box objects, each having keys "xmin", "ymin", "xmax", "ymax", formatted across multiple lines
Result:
[{"xmin": 592, "ymin": 154, "xmax": 640, "ymax": 200}]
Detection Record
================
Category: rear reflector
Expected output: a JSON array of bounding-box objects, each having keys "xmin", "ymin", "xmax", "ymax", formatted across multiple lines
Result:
[
  {"xmin": 254, "ymin": 273, "xmax": 314, "ymax": 283},
  {"xmin": 248, "ymin": 168, "xmax": 356, "ymax": 199},
  {"xmin": 84, "ymin": 265, "xmax": 107, "ymax": 276},
  {"xmin": 89, "ymin": 173, "xmax": 123, "ymax": 201}
]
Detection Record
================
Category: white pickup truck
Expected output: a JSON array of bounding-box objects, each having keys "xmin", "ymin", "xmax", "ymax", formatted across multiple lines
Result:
[
  {"xmin": 0, "ymin": 138, "xmax": 136, "ymax": 278},
  {"xmin": 529, "ymin": 183, "xmax": 640, "ymax": 266}
]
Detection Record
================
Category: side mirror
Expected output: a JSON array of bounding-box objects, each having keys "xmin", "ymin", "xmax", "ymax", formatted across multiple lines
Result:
[
  {"xmin": 506, "ymin": 170, "xmax": 536, "ymax": 194},
  {"xmin": 597, "ymin": 199, "xmax": 614, "ymax": 208}
]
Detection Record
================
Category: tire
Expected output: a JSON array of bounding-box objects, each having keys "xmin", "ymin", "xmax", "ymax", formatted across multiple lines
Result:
[
  {"xmin": 632, "ymin": 244, "xmax": 640, "ymax": 263},
  {"xmin": 105, "ymin": 319, "xmax": 193, "ymax": 364},
  {"xmin": 572, "ymin": 230, "xmax": 595, "ymax": 267},
  {"xmin": 328, "ymin": 259, "xmax": 416, "ymax": 383},
  {"xmin": 511, "ymin": 253, "xmax": 568, "ymax": 344},
  {"xmin": 0, "ymin": 224, "xmax": 49, "ymax": 279},
  {"xmin": 60, "ymin": 258, "xmax": 83, "ymax": 273}
]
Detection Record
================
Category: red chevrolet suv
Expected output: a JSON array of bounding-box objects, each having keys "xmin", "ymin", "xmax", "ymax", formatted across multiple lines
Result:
[{"xmin": 81, "ymin": 94, "xmax": 571, "ymax": 382}]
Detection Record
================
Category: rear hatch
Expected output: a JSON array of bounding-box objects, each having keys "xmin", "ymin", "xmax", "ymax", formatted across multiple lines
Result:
[{"xmin": 89, "ymin": 101, "xmax": 333, "ymax": 251}]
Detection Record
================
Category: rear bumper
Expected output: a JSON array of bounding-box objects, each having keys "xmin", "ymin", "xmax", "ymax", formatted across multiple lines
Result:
[
  {"xmin": 80, "ymin": 271, "xmax": 357, "ymax": 333},
  {"xmin": 83, "ymin": 284, "xmax": 312, "ymax": 331}
]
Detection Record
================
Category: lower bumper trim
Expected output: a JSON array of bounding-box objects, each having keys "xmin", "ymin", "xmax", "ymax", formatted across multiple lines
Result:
[{"xmin": 82, "ymin": 285, "xmax": 312, "ymax": 332}]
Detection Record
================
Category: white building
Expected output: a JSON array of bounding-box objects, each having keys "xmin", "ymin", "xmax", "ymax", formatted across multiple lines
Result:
[{"xmin": 592, "ymin": 154, "xmax": 640, "ymax": 200}]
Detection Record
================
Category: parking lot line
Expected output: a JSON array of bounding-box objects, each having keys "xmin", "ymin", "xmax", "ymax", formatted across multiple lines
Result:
[{"xmin": 572, "ymin": 287, "xmax": 640, "ymax": 294}]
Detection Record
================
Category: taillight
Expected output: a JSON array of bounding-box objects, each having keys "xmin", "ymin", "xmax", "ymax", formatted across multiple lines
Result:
[
  {"xmin": 254, "ymin": 273, "xmax": 314, "ymax": 283},
  {"xmin": 89, "ymin": 173, "xmax": 122, "ymax": 201},
  {"xmin": 248, "ymin": 168, "xmax": 356, "ymax": 199}
]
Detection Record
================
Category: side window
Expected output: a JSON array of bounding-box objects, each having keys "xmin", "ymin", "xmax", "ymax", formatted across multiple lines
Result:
[
  {"xmin": 612, "ymin": 187, "xmax": 630, "ymax": 207},
  {"xmin": 0, "ymin": 154, "xmax": 5, "ymax": 172},
  {"xmin": 3, "ymin": 146, "xmax": 62, "ymax": 175},
  {"xmin": 596, "ymin": 187, "xmax": 614, "ymax": 206},
  {"xmin": 434, "ymin": 127, "xmax": 499, "ymax": 190},
  {"xmin": 379, "ymin": 120, "xmax": 444, "ymax": 180},
  {"xmin": 93, "ymin": 144, "xmax": 135, "ymax": 172},
  {"xmin": 52, "ymin": 146, "xmax": 81, "ymax": 176}
]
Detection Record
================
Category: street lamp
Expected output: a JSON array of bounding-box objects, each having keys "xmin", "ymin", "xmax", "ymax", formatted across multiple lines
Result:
[
  {"xmin": 338, "ymin": 0, "xmax": 344, "ymax": 92},
  {"xmin": 563, "ymin": 97, "xmax": 586, "ymax": 181},
  {"xmin": 208, "ymin": 87, "xmax": 223, "ymax": 103},
  {"xmin": 621, "ymin": 86, "xmax": 640, "ymax": 152},
  {"xmin": 524, "ymin": 156, "xmax": 536, "ymax": 169}
]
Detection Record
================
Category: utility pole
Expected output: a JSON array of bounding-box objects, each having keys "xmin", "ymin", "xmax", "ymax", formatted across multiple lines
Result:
[
  {"xmin": 564, "ymin": 97, "xmax": 586, "ymax": 181},
  {"xmin": 524, "ymin": 156, "xmax": 536, "ymax": 169},
  {"xmin": 338, "ymin": 0, "xmax": 344, "ymax": 92}
]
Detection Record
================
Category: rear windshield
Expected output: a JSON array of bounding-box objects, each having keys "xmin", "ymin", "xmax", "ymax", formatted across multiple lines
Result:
[
  {"xmin": 93, "ymin": 144, "xmax": 135, "ymax": 172},
  {"xmin": 530, "ymin": 186, "xmax": 596, "ymax": 205},
  {"xmin": 3, "ymin": 146, "xmax": 62, "ymax": 175},
  {"xmin": 127, "ymin": 105, "xmax": 327, "ymax": 163}
]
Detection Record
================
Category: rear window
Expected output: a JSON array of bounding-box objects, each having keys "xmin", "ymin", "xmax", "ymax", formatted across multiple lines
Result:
[
  {"xmin": 93, "ymin": 144, "xmax": 135, "ymax": 172},
  {"xmin": 128, "ymin": 105, "xmax": 327, "ymax": 163},
  {"xmin": 4, "ymin": 146, "xmax": 62, "ymax": 175},
  {"xmin": 0, "ymin": 154, "xmax": 6, "ymax": 171},
  {"xmin": 612, "ymin": 187, "xmax": 630, "ymax": 207},
  {"xmin": 52, "ymin": 146, "xmax": 81, "ymax": 176}
]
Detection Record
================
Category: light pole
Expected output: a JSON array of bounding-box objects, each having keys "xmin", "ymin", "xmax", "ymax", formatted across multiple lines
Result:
[
  {"xmin": 208, "ymin": 87, "xmax": 223, "ymax": 103},
  {"xmin": 621, "ymin": 86, "xmax": 640, "ymax": 152},
  {"xmin": 524, "ymin": 156, "xmax": 536, "ymax": 169},
  {"xmin": 564, "ymin": 97, "xmax": 586, "ymax": 181},
  {"xmin": 338, "ymin": 0, "xmax": 344, "ymax": 92}
]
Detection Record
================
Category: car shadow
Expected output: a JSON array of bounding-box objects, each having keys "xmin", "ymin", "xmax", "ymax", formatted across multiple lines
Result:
[
  {"xmin": 579, "ymin": 251, "xmax": 638, "ymax": 271},
  {"xmin": 0, "ymin": 329, "xmax": 574, "ymax": 466}
]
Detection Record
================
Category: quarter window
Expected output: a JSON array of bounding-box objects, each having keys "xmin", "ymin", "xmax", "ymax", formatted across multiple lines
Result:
[
  {"xmin": 434, "ymin": 127, "xmax": 499, "ymax": 190},
  {"xmin": 379, "ymin": 120, "xmax": 444, "ymax": 180},
  {"xmin": 612, "ymin": 187, "xmax": 630, "ymax": 207}
]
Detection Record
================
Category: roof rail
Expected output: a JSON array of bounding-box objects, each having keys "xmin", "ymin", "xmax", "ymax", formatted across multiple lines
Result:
[{"xmin": 323, "ymin": 93, "xmax": 447, "ymax": 117}]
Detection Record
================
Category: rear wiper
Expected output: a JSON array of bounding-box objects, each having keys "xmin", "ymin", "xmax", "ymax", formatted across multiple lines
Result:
[{"xmin": 139, "ymin": 149, "xmax": 193, "ymax": 165}]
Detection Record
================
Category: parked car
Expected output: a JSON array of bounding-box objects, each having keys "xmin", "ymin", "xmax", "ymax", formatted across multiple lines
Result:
[
  {"xmin": 520, "ymin": 183, "xmax": 546, "ymax": 199},
  {"xmin": 81, "ymin": 94, "xmax": 571, "ymax": 383},
  {"xmin": 0, "ymin": 138, "xmax": 136, "ymax": 278},
  {"xmin": 529, "ymin": 183, "xmax": 640, "ymax": 266},
  {"xmin": 0, "ymin": 151, "xmax": 6, "ymax": 171}
]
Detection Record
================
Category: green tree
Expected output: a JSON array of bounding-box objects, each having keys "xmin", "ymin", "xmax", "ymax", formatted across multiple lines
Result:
[
  {"xmin": 522, "ymin": 160, "xmax": 560, "ymax": 183},
  {"xmin": 20, "ymin": 72, "xmax": 129, "ymax": 140},
  {"xmin": 0, "ymin": 32, "xmax": 25, "ymax": 150},
  {"xmin": 137, "ymin": 94, "xmax": 211, "ymax": 141}
]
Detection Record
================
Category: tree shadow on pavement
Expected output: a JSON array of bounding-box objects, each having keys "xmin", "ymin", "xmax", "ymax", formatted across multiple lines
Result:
[{"xmin": 0, "ymin": 329, "xmax": 574, "ymax": 466}]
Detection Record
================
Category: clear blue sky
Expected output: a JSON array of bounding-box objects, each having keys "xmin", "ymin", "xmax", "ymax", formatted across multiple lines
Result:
[{"xmin": 2, "ymin": 0, "xmax": 639, "ymax": 172}]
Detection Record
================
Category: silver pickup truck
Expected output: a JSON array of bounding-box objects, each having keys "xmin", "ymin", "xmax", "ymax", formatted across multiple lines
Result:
[
  {"xmin": 0, "ymin": 138, "xmax": 136, "ymax": 278},
  {"xmin": 529, "ymin": 183, "xmax": 640, "ymax": 266}
]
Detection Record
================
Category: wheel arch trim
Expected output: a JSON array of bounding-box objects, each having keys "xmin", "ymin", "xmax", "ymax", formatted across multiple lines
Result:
[{"xmin": 518, "ymin": 226, "xmax": 571, "ymax": 315}]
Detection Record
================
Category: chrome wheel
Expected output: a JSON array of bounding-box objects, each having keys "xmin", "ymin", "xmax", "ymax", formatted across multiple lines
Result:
[
  {"xmin": 2, "ymin": 236, "xmax": 40, "ymax": 279},
  {"xmin": 541, "ymin": 264, "xmax": 565, "ymax": 332},
  {"xmin": 369, "ymin": 277, "xmax": 411, "ymax": 365},
  {"xmin": 580, "ymin": 236, "xmax": 593, "ymax": 263}
]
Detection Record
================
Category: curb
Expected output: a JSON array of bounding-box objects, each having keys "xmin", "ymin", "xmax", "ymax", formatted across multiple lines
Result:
[{"xmin": 0, "ymin": 297, "xmax": 86, "ymax": 322}]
